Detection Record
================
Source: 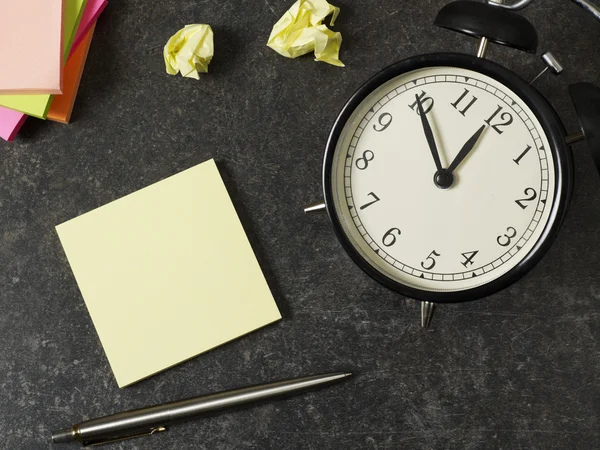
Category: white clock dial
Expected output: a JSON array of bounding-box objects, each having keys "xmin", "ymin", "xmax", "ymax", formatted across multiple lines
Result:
[{"xmin": 331, "ymin": 66, "xmax": 556, "ymax": 292}]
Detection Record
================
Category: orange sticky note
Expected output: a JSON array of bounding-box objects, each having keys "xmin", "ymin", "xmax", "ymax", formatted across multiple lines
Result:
[{"xmin": 47, "ymin": 25, "xmax": 95, "ymax": 124}]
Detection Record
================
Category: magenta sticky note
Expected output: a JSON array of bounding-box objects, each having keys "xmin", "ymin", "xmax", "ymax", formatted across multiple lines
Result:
[
  {"xmin": 0, "ymin": 110, "xmax": 28, "ymax": 142},
  {"xmin": 0, "ymin": 0, "xmax": 64, "ymax": 95},
  {"xmin": 70, "ymin": 0, "xmax": 107, "ymax": 57}
]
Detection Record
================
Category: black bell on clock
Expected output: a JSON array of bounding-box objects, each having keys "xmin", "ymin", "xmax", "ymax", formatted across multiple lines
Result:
[{"xmin": 305, "ymin": 0, "xmax": 600, "ymax": 328}]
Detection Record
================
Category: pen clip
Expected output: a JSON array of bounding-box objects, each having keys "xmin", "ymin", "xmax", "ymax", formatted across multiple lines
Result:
[{"xmin": 83, "ymin": 426, "xmax": 167, "ymax": 447}]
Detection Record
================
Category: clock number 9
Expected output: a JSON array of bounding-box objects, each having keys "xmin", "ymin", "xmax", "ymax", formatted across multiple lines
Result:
[
  {"xmin": 355, "ymin": 150, "xmax": 375, "ymax": 170},
  {"xmin": 382, "ymin": 228, "xmax": 402, "ymax": 247},
  {"xmin": 373, "ymin": 113, "xmax": 393, "ymax": 132},
  {"xmin": 497, "ymin": 227, "xmax": 518, "ymax": 247}
]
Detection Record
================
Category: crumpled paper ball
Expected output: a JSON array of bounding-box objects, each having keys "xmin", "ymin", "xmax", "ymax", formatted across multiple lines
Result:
[
  {"xmin": 164, "ymin": 24, "xmax": 214, "ymax": 79},
  {"xmin": 267, "ymin": 0, "xmax": 344, "ymax": 67}
]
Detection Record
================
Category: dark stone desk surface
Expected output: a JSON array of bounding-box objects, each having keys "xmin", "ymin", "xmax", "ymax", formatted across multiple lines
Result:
[{"xmin": 1, "ymin": 1, "xmax": 599, "ymax": 449}]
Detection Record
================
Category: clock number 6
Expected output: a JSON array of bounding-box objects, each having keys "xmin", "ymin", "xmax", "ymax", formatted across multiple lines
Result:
[
  {"xmin": 421, "ymin": 250, "xmax": 441, "ymax": 271},
  {"xmin": 497, "ymin": 227, "xmax": 518, "ymax": 247},
  {"xmin": 373, "ymin": 113, "xmax": 393, "ymax": 132},
  {"xmin": 382, "ymin": 228, "xmax": 402, "ymax": 247},
  {"xmin": 355, "ymin": 150, "xmax": 375, "ymax": 170},
  {"xmin": 515, "ymin": 188, "xmax": 538, "ymax": 210}
]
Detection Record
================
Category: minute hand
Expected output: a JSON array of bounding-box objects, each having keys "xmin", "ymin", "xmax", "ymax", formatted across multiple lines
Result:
[
  {"xmin": 447, "ymin": 124, "xmax": 487, "ymax": 173},
  {"xmin": 415, "ymin": 94, "xmax": 443, "ymax": 172}
]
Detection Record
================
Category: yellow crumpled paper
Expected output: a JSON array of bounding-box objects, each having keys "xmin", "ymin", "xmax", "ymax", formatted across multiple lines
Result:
[
  {"xmin": 267, "ymin": 0, "xmax": 344, "ymax": 67},
  {"xmin": 164, "ymin": 24, "xmax": 214, "ymax": 79}
]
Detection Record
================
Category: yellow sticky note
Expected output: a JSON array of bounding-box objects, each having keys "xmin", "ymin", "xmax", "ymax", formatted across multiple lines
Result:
[
  {"xmin": 56, "ymin": 160, "xmax": 281, "ymax": 388},
  {"xmin": 164, "ymin": 24, "xmax": 214, "ymax": 79},
  {"xmin": 267, "ymin": 0, "xmax": 344, "ymax": 67}
]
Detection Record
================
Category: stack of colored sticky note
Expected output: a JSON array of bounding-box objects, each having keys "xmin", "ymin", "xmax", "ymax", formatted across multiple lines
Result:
[{"xmin": 0, "ymin": 0, "xmax": 108, "ymax": 142}]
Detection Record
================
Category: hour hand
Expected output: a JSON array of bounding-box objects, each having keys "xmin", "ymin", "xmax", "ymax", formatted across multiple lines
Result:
[
  {"xmin": 415, "ymin": 94, "xmax": 443, "ymax": 172},
  {"xmin": 448, "ymin": 124, "xmax": 487, "ymax": 174}
]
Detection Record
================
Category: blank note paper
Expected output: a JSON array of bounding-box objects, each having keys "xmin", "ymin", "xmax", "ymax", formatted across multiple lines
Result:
[
  {"xmin": 0, "ymin": 0, "xmax": 64, "ymax": 94},
  {"xmin": 56, "ymin": 160, "xmax": 281, "ymax": 387}
]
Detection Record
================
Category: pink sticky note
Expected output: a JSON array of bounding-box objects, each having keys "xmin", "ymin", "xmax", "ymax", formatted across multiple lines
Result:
[
  {"xmin": 0, "ymin": 0, "xmax": 64, "ymax": 95},
  {"xmin": 0, "ymin": 110, "xmax": 28, "ymax": 142},
  {"xmin": 0, "ymin": 0, "xmax": 108, "ymax": 142},
  {"xmin": 71, "ymin": 0, "xmax": 107, "ymax": 57}
]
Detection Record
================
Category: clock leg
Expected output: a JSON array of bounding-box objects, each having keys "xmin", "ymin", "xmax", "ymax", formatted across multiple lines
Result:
[
  {"xmin": 304, "ymin": 200, "xmax": 327, "ymax": 214},
  {"xmin": 421, "ymin": 301, "xmax": 436, "ymax": 328}
]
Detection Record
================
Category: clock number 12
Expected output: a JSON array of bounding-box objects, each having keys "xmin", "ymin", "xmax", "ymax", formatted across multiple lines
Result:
[{"xmin": 485, "ymin": 105, "xmax": 514, "ymax": 134}]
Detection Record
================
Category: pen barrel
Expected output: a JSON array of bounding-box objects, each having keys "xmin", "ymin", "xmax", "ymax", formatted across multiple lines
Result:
[{"xmin": 55, "ymin": 372, "xmax": 350, "ymax": 445}]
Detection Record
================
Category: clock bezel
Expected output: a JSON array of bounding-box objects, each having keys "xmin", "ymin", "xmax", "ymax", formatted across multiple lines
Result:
[{"xmin": 322, "ymin": 52, "xmax": 574, "ymax": 304}]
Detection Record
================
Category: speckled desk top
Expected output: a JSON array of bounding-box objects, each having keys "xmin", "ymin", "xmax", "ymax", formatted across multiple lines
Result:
[{"xmin": 1, "ymin": 1, "xmax": 599, "ymax": 449}]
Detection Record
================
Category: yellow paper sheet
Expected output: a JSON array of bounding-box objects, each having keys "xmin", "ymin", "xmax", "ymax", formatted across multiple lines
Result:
[
  {"xmin": 56, "ymin": 160, "xmax": 281, "ymax": 387},
  {"xmin": 267, "ymin": 0, "xmax": 344, "ymax": 67},
  {"xmin": 164, "ymin": 24, "xmax": 214, "ymax": 79}
]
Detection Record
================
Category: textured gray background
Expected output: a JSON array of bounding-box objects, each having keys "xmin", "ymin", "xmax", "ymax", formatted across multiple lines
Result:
[{"xmin": 1, "ymin": 0, "xmax": 599, "ymax": 449}]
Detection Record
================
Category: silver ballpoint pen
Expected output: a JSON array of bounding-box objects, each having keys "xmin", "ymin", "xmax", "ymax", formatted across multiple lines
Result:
[{"xmin": 51, "ymin": 372, "xmax": 352, "ymax": 447}]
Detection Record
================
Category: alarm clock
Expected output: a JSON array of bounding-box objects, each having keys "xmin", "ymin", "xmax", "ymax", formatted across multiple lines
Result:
[{"xmin": 305, "ymin": 0, "xmax": 600, "ymax": 327}]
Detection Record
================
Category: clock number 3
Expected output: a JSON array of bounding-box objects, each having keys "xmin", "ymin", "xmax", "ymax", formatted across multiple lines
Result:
[
  {"xmin": 485, "ymin": 105, "xmax": 513, "ymax": 134},
  {"xmin": 373, "ymin": 113, "xmax": 393, "ymax": 132},
  {"xmin": 355, "ymin": 150, "xmax": 375, "ymax": 170},
  {"xmin": 497, "ymin": 227, "xmax": 518, "ymax": 247},
  {"xmin": 382, "ymin": 228, "xmax": 402, "ymax": 247},
  {"xmin": 421, "ymin": 250, "xmax": 441, "ymax": 270}
]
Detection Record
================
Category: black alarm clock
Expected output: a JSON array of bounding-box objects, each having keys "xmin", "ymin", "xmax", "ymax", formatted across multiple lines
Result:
[{"xmin": 305, "ymin": 0, "xmax": 600, "ymax": 327}]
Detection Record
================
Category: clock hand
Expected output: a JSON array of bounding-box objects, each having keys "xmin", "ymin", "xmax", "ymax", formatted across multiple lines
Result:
[
  {"xmin": 447, "ymin": 124, "xmax": 487, "ymax": 174},
  {"xmin": 415, "ymin": 94, "xmax": 443, "ymax": 172}
]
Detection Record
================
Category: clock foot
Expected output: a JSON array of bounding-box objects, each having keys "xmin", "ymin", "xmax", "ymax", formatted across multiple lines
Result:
[
  {"xmin": 304, "ymin": 200, "xmax": 327, "ymax": 214},
  {"xmin": 421, "ymin": 301, "xmax": 436, "ymax": 328}
]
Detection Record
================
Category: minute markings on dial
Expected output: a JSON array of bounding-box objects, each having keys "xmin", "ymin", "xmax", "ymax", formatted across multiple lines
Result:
[{"xmin": 346, "ymin": 74, "xmax": 550, "ymax": 280}]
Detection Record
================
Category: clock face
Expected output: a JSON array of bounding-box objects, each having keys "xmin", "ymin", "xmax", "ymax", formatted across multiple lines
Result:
[{"xmin": 329, "ymin": 66, "xmax": 557, "ymax": 293}]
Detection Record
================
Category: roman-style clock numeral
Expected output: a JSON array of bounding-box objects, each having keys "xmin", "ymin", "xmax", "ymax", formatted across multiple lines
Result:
[
  {"xmin": 497, "ymin": 227, "xmax": 518, "ymax": 247},
  {"xmin": 485, "ymin": 105, "xmax": 514, "ymax": 134},
  {"xmin": 360, "ymin": 192, "xmax": 380, "ymax": 210},
  {"xmin": 355, "ymin": 150, "xmax": 375, "ymax": 170},
  {"xmin": 515, "ymin": 188, "xmax": 538, "ymax": 209},
  {"xmin": 421, "ymin": 250, "xmax": 441, "ymax": 270},
  {"xmin": 461, "ymin": 250, "xmax": 479, "ymax": 267},
  {"xmin": 451, "ymin": 88, "xmax": 478, "ymax": 116},
  {"xmin": 382, "ymin": 228, "xmax": 401, "ymax": 247},
  {"xmin": 409, "ymin": 90, "xmax": 434, "ymax": 115},
  {"xmin": 373, "ymin": 112, "xmax": 393, "ymax": 132},
  {"xmin": 513, "ymin": 144, "xmax": 532, "ymax": 165}
]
